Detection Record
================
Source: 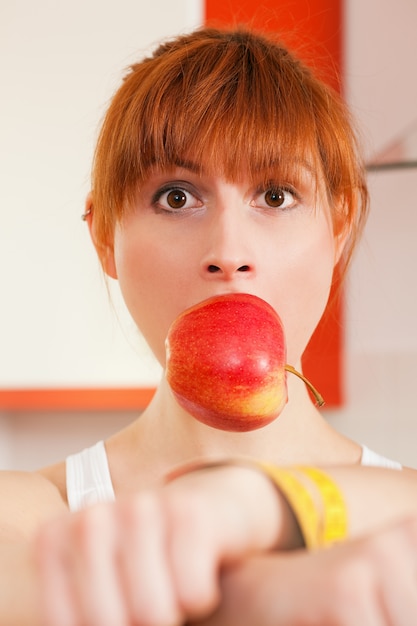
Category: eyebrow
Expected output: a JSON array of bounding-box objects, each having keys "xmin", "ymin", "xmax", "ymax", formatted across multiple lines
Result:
[
  {"xmin": 171, "ymin": 158, "xmax": 203, "ymax": 173},
  {"xmin": 145, "ymin": 158, "xmax": 203, "ymax": 176},
  {"xmin": 261, "ymin": 157, "xmax": 316, "ymax": 174}
]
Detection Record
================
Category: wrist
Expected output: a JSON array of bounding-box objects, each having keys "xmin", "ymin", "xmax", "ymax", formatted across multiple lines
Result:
[{"xmin": 165, "ymin": 459, "xmax": 304, "ymax": 552}]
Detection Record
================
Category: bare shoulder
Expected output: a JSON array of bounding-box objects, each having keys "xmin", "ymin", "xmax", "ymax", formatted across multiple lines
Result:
[
  {"xmin": 0, "ymin": 470, "xmax": 67, "ymax": 540},
  {"xmin": 401, "ymin": 466, "xmax": 417, "ymax": 479},
  {"xmin": 38, "ymin": 459, "xmax": 67, "ymax": 503}
]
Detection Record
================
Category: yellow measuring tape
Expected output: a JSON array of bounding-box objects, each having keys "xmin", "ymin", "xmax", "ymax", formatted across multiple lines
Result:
[
  {"xmin": 296, "ymin": 466, "xmax": 348, "ymax": 546},
  {"xmin": 259, "ymin": 463, "xmax": 348, "ymax": 549}
]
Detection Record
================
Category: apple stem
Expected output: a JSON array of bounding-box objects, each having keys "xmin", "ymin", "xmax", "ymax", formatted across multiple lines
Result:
[{"xmin": 284, "ymin": 365, "xmax": 325, "ymax": 407}]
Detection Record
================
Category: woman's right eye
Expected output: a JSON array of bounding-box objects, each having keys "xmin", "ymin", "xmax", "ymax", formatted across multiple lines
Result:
[{"xmin": 152, "ymin": 186, "xmax": 203, "ymax": 213}]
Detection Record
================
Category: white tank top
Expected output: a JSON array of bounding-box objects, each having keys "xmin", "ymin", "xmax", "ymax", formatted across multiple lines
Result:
[
  {"xmin": 66, "ymin": 440, "xmax": 402, "ymax": 512},
  {"xmin": 66, "ymin": 441, "xmax": 115, "ymax": 512}
]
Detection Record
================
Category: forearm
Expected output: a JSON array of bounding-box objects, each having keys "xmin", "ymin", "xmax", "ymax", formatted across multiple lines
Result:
[
  {"xmin": 168, "ymin": 461, "xmax": 417, "ymax": 552},
  {"xmin": 255, "ymin": 463, "xmax": 417, "ymax": 548},
  {"xmin": 251, "ymin": 463, "xmax": 417, "ymax": 547},
  {"xmin": 164, "ymin": 463, "xmax": 304, "ymax": 557},
  {"xmin": 318, "ymin": 465, "xmax": 417, "ymax": 539}
]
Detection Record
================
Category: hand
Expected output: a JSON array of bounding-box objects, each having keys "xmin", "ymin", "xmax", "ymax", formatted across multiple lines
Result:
[
  {"xmin": 33, "ymin": 464, "xmax": 292, "ymax": 626},
  {"xmin": 193, "ymin": 516, "xmax": 417, "ymax": 626}
]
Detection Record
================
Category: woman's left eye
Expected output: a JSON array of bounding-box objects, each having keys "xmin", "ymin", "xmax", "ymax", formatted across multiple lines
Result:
[
  {"xmin": 253, "ymin": 186, "xmax": 298, "ymax": 210},
  {"xmin": 152, "ymin": 186, "xmax": 202, "ymax": 213}
]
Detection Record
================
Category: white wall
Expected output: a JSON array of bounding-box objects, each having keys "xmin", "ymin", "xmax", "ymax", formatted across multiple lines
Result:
[
  {"xmin": 1, "ymin": 0, "xmax": 417, "ymax": 470},
  {"xmin": 0, "ymin": 0, "xmax": 202, "ymax": 389},
  {"xmin": 327, "ymin": 0, "xmax": 417, "ymax": 467},
  {"xmin": 0, "ymin": 0, "xmax": 202, "ymax": 468}
]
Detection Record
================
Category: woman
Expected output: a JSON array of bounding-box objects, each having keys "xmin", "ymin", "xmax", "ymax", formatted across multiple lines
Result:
[{"xmin": 2, "ymin": 25, "xmax": 417, "ymax": 625}]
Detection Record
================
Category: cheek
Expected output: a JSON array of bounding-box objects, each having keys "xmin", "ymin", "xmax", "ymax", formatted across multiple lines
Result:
[
  {"xmin": 270, "ymin": 225, "xmax": 336, "ymax": 365},
  {"xmin": 113, "ymin": 225, "xmax": 195, "ymax": 364}
]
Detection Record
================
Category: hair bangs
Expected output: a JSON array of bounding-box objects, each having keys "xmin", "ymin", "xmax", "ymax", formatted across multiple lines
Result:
[{"xmin": 97, "ymin": 28, "xmax": 322, "ymax": 197}]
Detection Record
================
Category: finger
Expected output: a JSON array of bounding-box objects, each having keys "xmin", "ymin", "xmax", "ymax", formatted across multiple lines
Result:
[
  {"xmin": 323, "ymin": 548, "xmax": 388, "ymax": 626},
  {"xmin": 118, "ymin": 492, "xmax": 183, "ymax": 626},
  {"xmin": 374, "ymin": 519, "xmax": 417, "ymax": 625},
  {"xmin": 66, "ymin": 504, "xmax": 130, "ymax": 626},
  {"xmin": 164, "ymin": 490, "xmax": 220, "ymax": 619}
]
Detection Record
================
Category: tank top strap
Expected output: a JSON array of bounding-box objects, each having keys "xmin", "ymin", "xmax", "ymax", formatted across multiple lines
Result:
[
  {"xmin": 66, "ymin": 440, "xmax": 116, "ymax": 511},
  {"xmin": 361, "ymin": 445, "xmax": 402, "ymax": 470}
]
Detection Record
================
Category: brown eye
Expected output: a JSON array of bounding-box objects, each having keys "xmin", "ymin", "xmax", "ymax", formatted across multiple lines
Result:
[
  {"xmin": 251, "ymin": 185, "xmax": 297, "ymax": 212},
  {"xmin": 167, "ymin": 189, "xmax": 187, "ymax": 209},
  {"xmin": 265, "ymin": 188, "xmax": 286, "ymax": 207}
]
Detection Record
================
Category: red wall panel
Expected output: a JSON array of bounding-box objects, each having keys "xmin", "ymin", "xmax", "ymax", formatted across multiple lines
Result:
[{"xmin": 204, "ymin": 0, "xmax": 342, "ymax": 91}]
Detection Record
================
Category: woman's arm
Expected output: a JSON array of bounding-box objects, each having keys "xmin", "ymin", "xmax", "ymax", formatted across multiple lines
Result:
[
  {"xmin": 0, "ymin": 542, "xmax": 42, "ymax": 626},
  {"xmin": 33, "ymin": 465, "xmax": 297, "ymax": 626},
  {"xmin": 0, "ymin": 471, "xmax": 67, "ymax": 626},
  {"xmin": 1, "ymin": 463, "xmax": 417, "ymax": 625},
  {"xmin": 32, "ymin": 463, "xmax": 417, "ymax": 625},
  {"xmin": 194, "ymin": 515, "xmax": 417, "ymax": 626},
  {"xmin": 0, "ymin": 471, "xmax": 67, "ymax": 541}
]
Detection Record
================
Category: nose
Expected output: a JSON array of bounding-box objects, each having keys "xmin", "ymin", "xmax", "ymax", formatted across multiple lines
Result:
[{"xmin": 200, "ymin": 208, "xmax": 255, "ymax": 280}]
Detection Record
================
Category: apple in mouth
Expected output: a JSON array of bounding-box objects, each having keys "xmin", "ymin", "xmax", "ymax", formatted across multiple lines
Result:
[{"xmin": 165, "ymin": 293, "xmax": 323, "ymax": 432}]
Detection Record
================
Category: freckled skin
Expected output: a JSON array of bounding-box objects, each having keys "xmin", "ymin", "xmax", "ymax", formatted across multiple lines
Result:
[{"xmin": 165, "ymin": 293, "xmax": 288, "ymax": 432}]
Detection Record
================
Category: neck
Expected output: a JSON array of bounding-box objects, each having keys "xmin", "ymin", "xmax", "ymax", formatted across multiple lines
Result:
[{"xmin": 131, "ymin": 372, "xmax": 342, "ymax": 466}]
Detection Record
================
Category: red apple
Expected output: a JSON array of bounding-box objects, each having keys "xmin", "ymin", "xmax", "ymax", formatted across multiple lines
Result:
[{"xmin": 165, "ymin": 293, "xmax": 288, "ymax": 431}]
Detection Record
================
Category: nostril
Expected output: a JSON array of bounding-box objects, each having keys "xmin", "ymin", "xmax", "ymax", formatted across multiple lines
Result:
[{"xmin": 206, "ymin": 264, "xmax": 250, "ymax": 273}]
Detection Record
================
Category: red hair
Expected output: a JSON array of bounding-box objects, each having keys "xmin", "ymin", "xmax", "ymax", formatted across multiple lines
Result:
[{"xmin": 92, "ymin": 26, "xmax": 368, "ymax": 273}]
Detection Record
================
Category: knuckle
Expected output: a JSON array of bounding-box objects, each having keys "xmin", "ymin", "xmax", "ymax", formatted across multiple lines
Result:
[
  {"xmin": 71, "ymin": 503, "xmax": 113, "ymax": 554},
  {"xmin": 165, "ymin": 489, "xmax": 210, "ymax": 533},
  {"xmin": 121, "ymin": 491, "xmax": 164, "ymax": 535}
]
